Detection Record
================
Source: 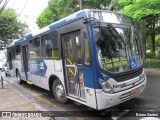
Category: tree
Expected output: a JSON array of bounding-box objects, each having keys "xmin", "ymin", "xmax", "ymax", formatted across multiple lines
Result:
[
  {"xmin": 37, "ymin": 0, "xmax": 78, "ymax": 28},
  {"xmin": 36, "ymin": 0, "xmax": 115, "ymax": 28},
  {"xmin": 36, "ymin": 7, "xmax": 56, "ymax": 28},
  {"xmin": 83, "ymin": 0, "xmax": 116, "ymax": 10},
  {"xmin": 118, "ymin": 0, "xmax": 160, "ymax": 56},
  {"xmin": 0, "ymin": 8, "xmax": 27, "ymax": 49}
]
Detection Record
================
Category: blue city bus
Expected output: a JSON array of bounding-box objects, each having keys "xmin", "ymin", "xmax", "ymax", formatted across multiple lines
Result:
[{"xmin": 7, "ymin": 9, "xmax": 146, "ymax": 110}]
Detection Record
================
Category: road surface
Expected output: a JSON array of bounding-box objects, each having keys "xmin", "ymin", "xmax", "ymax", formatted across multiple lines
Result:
[{"xmin": 2, "ymin": 72, "xmax": 160, "ymax": 120}]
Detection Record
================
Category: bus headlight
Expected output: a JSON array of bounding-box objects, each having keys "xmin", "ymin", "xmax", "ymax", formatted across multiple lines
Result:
[{"xmin": 98, "ymin": 78, "xmax": 113, "ymax": 93}]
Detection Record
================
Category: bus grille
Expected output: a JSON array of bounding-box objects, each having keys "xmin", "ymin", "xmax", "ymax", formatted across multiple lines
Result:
[
  {"xmin": 119, "ymin": 85, "xmax": 144, "ymax": 102},
  {"xmin": 114, "ymin": 69, "xmax": 143, "ymax": 82}
]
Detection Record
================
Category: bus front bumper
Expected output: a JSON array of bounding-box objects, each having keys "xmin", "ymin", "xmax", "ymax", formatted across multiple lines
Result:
[{"xmin": 96, "ymin": 76, "xmax": 147, "ymax": 110}]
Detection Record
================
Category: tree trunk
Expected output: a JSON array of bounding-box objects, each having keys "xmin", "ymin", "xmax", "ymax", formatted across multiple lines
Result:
[
  {"xmin": 151, "ymin": 33, "xmax": 155, "ymax": 53},
  {"xmin": 141, "ymin": 24, "xmax": 147, "ymax": 60},
  {"xmin": 151, "ymin": 21, "xmax": 156, "ymax": 53}
]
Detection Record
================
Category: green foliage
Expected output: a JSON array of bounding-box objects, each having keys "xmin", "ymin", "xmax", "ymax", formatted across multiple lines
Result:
[
  {"xmin": 145, "ymin": 59, "xmax": 160, "ymax": 68},
  {"xmin": 146, "ymin": 52, "xmax": 156, "ymax": 59},
  {"xmin": 146, "ymin": 34, "xmax": 160, "ymax": 57},
  {"xmin": 36, "ymin": 0, "xmax": 115, "ymax": 28},
  {"xmin": 118, "ymin": 0, "xmax": 160, "ymax": 20},
  {"xmin": 83, "ymin": 0, "xmax": 113, "ymax": 9},
  {"xmin": 36, "ymin": 0, "xmax": 160, "ymax": 61},
  {"xmin": 118, "ymin": 0, "xmax": 160, "ymax": 57},
  {"xmin": 0, "ymin": 8, "xmax": 27, "ymax": 49},
  {"xmin": 156, "ymin": 35, "xmax": 160, "ymax": 49},
  {"xmin": 37, "ymin": 0, "xmax": 77, "ymax": 28},
  {"xmin": 36, "ymin": 7, "xmax": 56, "ymax": 28}
]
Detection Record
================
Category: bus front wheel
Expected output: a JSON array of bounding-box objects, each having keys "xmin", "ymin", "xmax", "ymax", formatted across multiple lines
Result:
[
  {"xmin": 16, "ymin": 71, "xmax": 23, "ymax": 84},
  {"xmin": 53, "ymin": 79, "xmax": 67, "ymax": 103}
]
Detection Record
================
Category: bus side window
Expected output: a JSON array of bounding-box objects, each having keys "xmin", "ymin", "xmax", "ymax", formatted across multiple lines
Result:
[
  {"xmin": 84, "ymin": 31, "xmax": 90, "ymax": 65},
  {"xmin": 8, "ymin": 52, "xmax": 12, "ymax": 62},
  {"xmin": 41, "ymin": 30, "xmax": 59, "ymax": 58},
  {"xmin": 15, "ymin": 45, "xmax": 21, "ymax": 59},
  {"xmin": 12, "ymin": 47, "xmax": 15, "ymax": 59},
  {"xmin": 29, "ymin": 38, "xmax": 40, "ymax": 59}
]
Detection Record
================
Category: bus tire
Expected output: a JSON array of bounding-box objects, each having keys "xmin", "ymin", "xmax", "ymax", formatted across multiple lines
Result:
[
  {"xmin": 53, "ymin": 79, "xmax": 67, "ymax": 103},
  {"xmin": 16, "ymin": 71, "xmax": 23, "ymax": 84}
]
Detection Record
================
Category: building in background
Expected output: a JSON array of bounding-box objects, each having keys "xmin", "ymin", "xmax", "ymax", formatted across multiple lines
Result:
[{"xmin": 0, "ymin": 49, "xmax": 7, "ymax": 71}]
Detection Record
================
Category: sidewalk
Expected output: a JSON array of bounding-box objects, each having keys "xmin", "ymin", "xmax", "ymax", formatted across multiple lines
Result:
[
  {"xmin": 0, "ymin": 79, "xmax": 51, "ymax": 120},
  {"xmin": 144, "ymin": 68, "xmax": 160, "ymax": 75}
]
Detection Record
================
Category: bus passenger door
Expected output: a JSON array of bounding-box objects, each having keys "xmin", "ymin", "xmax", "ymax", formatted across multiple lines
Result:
[
  {"xmin": 7, "ymin": 50, "xmax": 14, "ymax": 76},
  {"xmin": 62, "ymin": 31, "xmax": 86, "ymax": 100},
  {"xmin": 22, "ymin": 45, "xmax": 29, "ymax": 80}
]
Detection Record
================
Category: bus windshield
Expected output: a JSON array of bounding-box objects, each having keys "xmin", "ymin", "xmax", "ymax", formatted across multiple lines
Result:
[{"xmin": 94, "ymin": 24, "xmax": 143, "ymax": 73}]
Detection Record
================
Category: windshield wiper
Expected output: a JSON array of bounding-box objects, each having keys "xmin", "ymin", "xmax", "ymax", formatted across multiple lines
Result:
[{"xmin": 107, "ymin": 24, "xmax": 127, "ymax": 45}]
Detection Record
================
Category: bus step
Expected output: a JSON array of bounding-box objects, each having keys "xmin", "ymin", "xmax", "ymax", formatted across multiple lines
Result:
[{"xmin": 27, "ymin": 80, "xmax": 32, "ymax": 85}]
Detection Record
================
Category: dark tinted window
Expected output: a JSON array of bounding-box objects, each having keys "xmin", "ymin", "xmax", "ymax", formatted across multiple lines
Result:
[
  {"xmin": 30, "ymin": 38, "xmax": 40, "ymax": 59},
  {"xmin": 84, "ymin": 31, "xmax": 90, "ymax": 65},
  {"xmin": 8, "ymin": 52, "xmax": 12, "ymax": 62},
  {"xmin": 15, "ymin": 45, "xmax": 21, "ymax": 59},
  {"xmin": 91, "ymin": 11, "xmax": 135, "ymax": 25},
  {"xmin": 41, "ymin": 30, "xmax": 59, "ymax": 58},
  {"xmin": 75, "ymin": 33, "xmax": 82, "ymax": 64},
  {"xmin": 12, "ymin": 47, "xmax": 15, "ymax": 59}
]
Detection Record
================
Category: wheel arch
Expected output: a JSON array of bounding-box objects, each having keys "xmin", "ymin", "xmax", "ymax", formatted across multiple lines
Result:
[
  {"xmin": 15, "ymin": 68, "xmax": 19, "ymax": 76},
  {"xmin": 49, "ymin": 74, "xmax": 61, "ymax": 92}
]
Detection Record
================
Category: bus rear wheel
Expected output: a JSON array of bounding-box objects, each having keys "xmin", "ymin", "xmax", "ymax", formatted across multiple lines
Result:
[
  {"xmin": 53, "ymin": 79, "xmax": 67, "ymax": 103},
  {"xmin": 16, "ymin": 71, "xmax": 23, "ymax": 84}
]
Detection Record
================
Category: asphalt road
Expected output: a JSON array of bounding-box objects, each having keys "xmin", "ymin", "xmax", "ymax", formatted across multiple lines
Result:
[{"xmin": 3, "ymin": 73, "xmax": 160, "ymax": 120}]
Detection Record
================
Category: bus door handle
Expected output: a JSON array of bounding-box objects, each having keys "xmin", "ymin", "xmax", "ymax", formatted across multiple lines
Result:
[
  {"xmin": 75, "ymin": 65, "xmax": 78, "ymax": 74},
  {"xmin": 66, "ymin": 64, "xmax": 75, "ymax": 67}
]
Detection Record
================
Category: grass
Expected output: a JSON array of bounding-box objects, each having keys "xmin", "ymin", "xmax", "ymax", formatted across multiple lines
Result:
[{"xmin": 145, "ymin": 59, "xmax": 160, "ymax": 68}]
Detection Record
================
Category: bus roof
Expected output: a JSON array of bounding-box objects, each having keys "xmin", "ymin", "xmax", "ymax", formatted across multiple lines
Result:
[
  {"xmin": 14, "ymin": 9, "xmax": 91, "ymax": 45},
  {"xmin": 13, "ymin": 9, "xmax": 132, "ymax": 46}
]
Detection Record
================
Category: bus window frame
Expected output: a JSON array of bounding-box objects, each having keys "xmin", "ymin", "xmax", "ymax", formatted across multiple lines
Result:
[
  {"xmin": 20, "ymin": 40, "xmax": 30, "ymax": 61},
  {"xmin": 15, "ymin": 44, "xmax": 21, "ymax": 60},
  {"xmin": 82, "ymin": 30, "xmax": 92, "ymax": 66},
  {"xmin": 40, "ymin": 29, "xmax": 60, "ymax": 60},
  {"xmin": 29, "ymin": 36, "xmax": 41, "ymax": 59},
  {"xmin": 93, "ymin": 23, "xmax": 144, "ymax": 78}
]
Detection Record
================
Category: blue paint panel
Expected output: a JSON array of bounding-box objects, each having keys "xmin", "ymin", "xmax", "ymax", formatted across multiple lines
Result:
[
  {"xmin": 49, "ymin": 11, "xmax": 87, "ymax": 30},
  {"xmin": 29, "ymin": 59, "xmax": 41, "ymax": 76},
  {"xmin": 49, "ymin": 19, "xmax": 67, "ymax": 30},
  {"xmin": 83, "ymin": 66, "xmax": 101, "ymax": 89},
  {"xmin": 97, "ymin": 72, "xmax": 110, "ymax": 81},
  {"xmin": 9, "ymin": 63, "xmax": 13, "ymax": 70},
  {"xmin": 15, "ymin": 34, "xmax": 33, "ymax": 45},
  {"xmin": 85, "ymin": 19, "xmax": 110, "ymax": 89},
  {"xmin": 41, "ymin": 60, "xmax": 47, "ymax": 77},
  {"xmin": 25, "ymin": 34, "xmax": 32, "ymax": 39},
  {"xmin": 15, "ymin": 38, "xmax": 23, "ymax": 44},
  {"xmin": 85, "ymin": 21, "xmax": 102, "ymax": 89},
  {"xmin": 29, "ymin": 59, "xmax": 47, "ymax": 77},
  {"xmin": 83, "ymin": 66, "xmax": 95, "ymax": 88},
  {"xmin": 77, "ymin": 11, "xmax": 88, "ymax": 17},
  {"xmin": 130, "ymin": 57, "xmax": 137, "ymax": 69},
  {"xmin": 21, "ymin": 34, "xmax": 32, "ymax": 42}
]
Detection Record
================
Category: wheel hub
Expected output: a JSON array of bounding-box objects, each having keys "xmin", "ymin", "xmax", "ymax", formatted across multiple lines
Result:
[
  {"xmin": 17, "ymin": 75, "xmax": 20, "ymax": 82},
  {"xmin": 56, "ymin": 84, "xmax": 64, "ymax": 98}
]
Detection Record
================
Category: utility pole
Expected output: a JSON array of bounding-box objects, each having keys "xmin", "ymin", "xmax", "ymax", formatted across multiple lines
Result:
[{"xmin": 79, "ymin": 0, "xmax": 82, "ymax": 10}]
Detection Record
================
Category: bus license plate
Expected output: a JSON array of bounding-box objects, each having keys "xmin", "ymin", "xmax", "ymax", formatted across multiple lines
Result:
[{"xmin": 130, "ymin": 88, "xmax": 138, "ymax": 94}]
